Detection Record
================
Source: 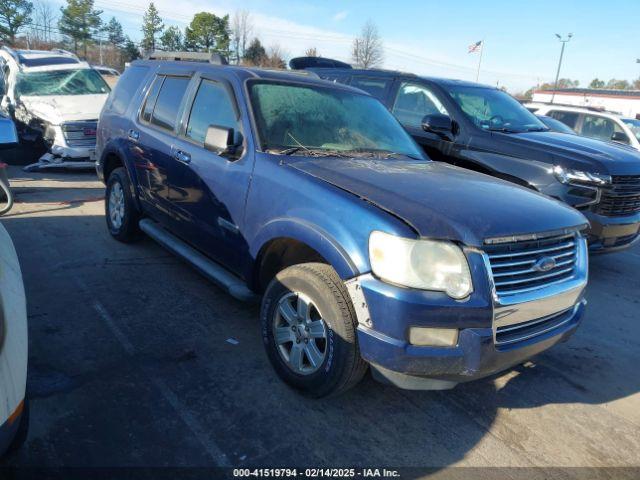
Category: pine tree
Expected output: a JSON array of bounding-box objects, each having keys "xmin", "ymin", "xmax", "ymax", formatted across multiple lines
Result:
[
  {"xmin": 0, "ymin": 0, "xmax": 33, "ymax": 45},
  {"xmin": 105, "ymin": 16, "xmax": 124, "ymax": 46},
  {"xmin": 184, "ymin": 12, "xmax": 229, "ymax": 54},
  {"xmin": 141, "ymin": 2, "xmax": 163, "ymax": 52},
  {"xmin": 159, "ymin": 25, "xmax": 183, "ymax": 51},
  {"xmin": 58, "ymin": 0, "xmax": 102, "ymax": 57}
]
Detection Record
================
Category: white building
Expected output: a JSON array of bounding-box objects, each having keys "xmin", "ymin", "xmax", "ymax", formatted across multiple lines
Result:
[{"xmin": 532, "ymin": 88, "xmax": 640, "ymax": 119}]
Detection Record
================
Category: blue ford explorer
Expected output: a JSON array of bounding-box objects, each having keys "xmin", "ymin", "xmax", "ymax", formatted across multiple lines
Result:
[{"xmin": 96, "ymin": 54, "xmax": 589, "ymax": 396}]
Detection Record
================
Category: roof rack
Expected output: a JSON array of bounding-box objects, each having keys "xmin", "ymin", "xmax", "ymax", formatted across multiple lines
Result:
[
  {"xmin": 145, "ymin": 51, "xmax": 229, "ymax": 65},
  {"xmin": 50, "ymin": 48, "xmax": 79, "ymax": 59}
]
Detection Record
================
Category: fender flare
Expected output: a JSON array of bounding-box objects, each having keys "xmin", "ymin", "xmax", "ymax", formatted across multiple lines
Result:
[
  {"xmin": 251, "ymin": 217, "xmax": 360, "ymax": 280},
  {"xmin": 100, "ymin": 141, "xmax": 142, "ymax": 211}
]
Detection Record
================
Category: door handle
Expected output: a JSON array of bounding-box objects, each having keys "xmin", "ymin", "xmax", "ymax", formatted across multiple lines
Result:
[
  {"xmin": 173, "ymin": 149, "xmax": 191, "ymax": 164},
  {"xmin": 128, "ymin": 129, "xmax": 139, "ymax": 141}
]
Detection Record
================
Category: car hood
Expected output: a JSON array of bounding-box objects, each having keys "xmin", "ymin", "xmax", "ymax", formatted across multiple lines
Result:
[
  {"xmin": 495, "ymin": 130, "xmax": 640, "ymax": 175},
  {"xmin": 19, "ymin": 94, "xmax": 108, "ymax": 124},
  {"xmin": 289, "ymin": 158, "xmax": 587, "ymax": 247}
]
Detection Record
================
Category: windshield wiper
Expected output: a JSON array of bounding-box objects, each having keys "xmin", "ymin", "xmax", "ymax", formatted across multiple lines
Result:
[
  {"xmin": 525, "ymin": 127, "xmax": 550, "ymax": 132},
  {"xmin": 488, "ymin": 127, "xmax": 520, "ymax": 133},
  {"xmin": 344, "ymin": 148, "xmax": 424, "ymax": 161}
]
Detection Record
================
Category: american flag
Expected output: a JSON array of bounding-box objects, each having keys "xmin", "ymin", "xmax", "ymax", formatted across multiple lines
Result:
[{"xmin": 468, "ymin": 40, "xmax": 483, "ymax": 53}]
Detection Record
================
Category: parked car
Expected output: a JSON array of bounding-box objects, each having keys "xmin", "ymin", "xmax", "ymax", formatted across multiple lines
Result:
[
  {"xmin": 296, "ymin": 61, "xmax": 640, "ymax": 253},
  {"xmin": 0, "ymin": 182, "xmax": 28, "ymax": 454},
  {"xmin": 97, "ymin": 55, "xmax": 589, "ymax": 396},
  {"xmin": 537, "ymin": 115, "xmax": 576, "ymax": 135},
  {"xmin": 92, "ymin": 65, "xmax": 120, "ymax": 88},
  {"xmin": 0, "ymin": 47, "xmax": 111, "ymax": 171},
  {"xmin": 0, "ymin": 113, "xmax": 18, "ymax": 214},
  {"xmin": 527, "ymin": 103, "xmax": 640, "ymax": 152}
]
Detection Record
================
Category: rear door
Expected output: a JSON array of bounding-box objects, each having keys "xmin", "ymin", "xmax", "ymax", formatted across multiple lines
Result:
[
  {"xmin": 132, "ymin": 73, "xmax": 192, "ymax": 225},
  {"xmin": 165, "ymin": 72, "xmax": 253, "ymax": 274}
]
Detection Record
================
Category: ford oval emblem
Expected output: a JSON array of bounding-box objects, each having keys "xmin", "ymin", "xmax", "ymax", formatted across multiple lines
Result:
[{"xmin": 533, "ymin": 256, "xmax": 557, "ymax": 272}]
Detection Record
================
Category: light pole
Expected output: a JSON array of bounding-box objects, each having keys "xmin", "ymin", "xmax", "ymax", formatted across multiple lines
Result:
[{"xmin": 551, "ymin": 33, "xmax": 573, "ymax": 104}]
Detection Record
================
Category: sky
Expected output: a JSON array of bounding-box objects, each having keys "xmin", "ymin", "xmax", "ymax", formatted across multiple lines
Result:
[{"xmin": 51, "ymin": 0, "xmax": 640, "ymax": 93}]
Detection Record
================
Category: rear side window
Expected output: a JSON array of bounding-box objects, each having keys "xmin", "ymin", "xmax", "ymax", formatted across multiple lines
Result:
[
  {"xmin": 186, "ymin": 79, "xmax": 240, "ymax": 143},
  {"xmin": 151, "ymin": 76, "xmax": 190, "ymax": 131},
  {"xmin": 548, "ymin": 110, "xmax": 579, "ymax": 129},
  {"xmin": 109, "ymin": 65, "xmax": 149, "ymax": 115},
  {"xmin": 349, "ymin": 76, "xmax": 391, "ymax": 100},
  {"xmin": 147, "ymin": 76, "xmax": 190, "ymax": 131},
  {"xmin": 141, "ymin": 76, "xmax": 163, "ymax": 123}
]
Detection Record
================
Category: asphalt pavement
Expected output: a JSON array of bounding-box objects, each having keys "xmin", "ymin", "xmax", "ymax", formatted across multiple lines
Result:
[{"xmin": 0, "ymin": 166, "xmax": 639, "ymax": 477}]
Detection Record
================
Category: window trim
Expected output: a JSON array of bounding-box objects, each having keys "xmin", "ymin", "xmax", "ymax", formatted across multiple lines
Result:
[{"xmin": 138, "ymin": 73, "xmax": 192, "ymax": 133}]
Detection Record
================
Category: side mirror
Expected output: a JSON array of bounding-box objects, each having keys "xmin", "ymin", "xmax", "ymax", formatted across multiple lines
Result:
[
  {"xmin": 611, "ymin": 131, "xmax": 630, "ymax": 144},
  {"xmin": 204, "ymin": 125, "xmax": 242, "ymax": 157},
  {"xmin": 421, "ymin": 114, "xmax": 453, "ymax": 137}
]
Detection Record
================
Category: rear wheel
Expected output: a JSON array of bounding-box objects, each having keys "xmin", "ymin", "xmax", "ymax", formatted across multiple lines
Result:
[
  {"xmin": 261, "ymin": 263, "xmax": 367, "ymax": 397},
  {"xmin": 106, "ymin": 167, "xmax": 140, "ymax": 242}
]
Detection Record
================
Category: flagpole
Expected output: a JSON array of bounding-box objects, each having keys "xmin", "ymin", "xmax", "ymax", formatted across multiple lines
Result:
[{"xmin": 475, "ymin": 40, "xmax": 484, "ymax": 82}]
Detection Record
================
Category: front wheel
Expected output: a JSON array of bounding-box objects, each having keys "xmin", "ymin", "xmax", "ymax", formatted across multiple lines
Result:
[{"xmin": 261, "ymin": 263, "xmax": 367, "ymax": 397}]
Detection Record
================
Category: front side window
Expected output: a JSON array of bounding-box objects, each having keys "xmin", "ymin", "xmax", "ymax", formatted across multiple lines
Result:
[
  {"xmin": 392, "ymin": 82, "xmax": 449, "ymax": 129},
  {"xmin": 622, "ymin": 118, "xmax": 640, "ymax": 142},
  {"xmin": 249, "ymin": 81, "xmax": 424, "ymax": 159},
  {"xmin": 580, "ymin": 115, "xmax": 622, "ymax": 142},
  {"xmin": 15, "ymin": 68, "xmax": 110, "ymax": 96},
  {"xmin": 548, "ymin": 110, "xmax": 579, "ymax": 129},
  {"xmin": 186, "ymin": 79, "xmax": 240, "ymax": 143},
  {"xmin": 447, "ymin": 86, "xmax": 546, "ymax": 133},
  {"xmin": 349, "ymin": 76, "xmax": 392, "ymax": 101},
  {"xmin": 149, "ymin": 76, "xmax": 190, "ymax": 131}
]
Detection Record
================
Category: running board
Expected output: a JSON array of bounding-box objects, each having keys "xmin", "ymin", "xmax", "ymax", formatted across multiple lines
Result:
[{"xmin": 139, "ymin": 219, "xmax": 258, "ymax": 303}]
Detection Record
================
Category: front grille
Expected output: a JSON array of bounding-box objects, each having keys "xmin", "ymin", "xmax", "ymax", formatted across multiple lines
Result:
[
  {"xmin": 61, "ymin": 121, "xmax": 97, "ymax": 148},
  {"xmin": 495, "ymin": 307, "xmax": 576, "ymax": 348},
  {"xmin": 597, "ymin": 175, "xmax": 640, "ymax": 217},
  {"xmin": 485, "ymin": 233, "xmax": 578, "ymax": 297}
]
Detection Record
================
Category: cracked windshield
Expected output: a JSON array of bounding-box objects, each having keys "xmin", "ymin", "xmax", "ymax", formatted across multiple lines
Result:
[{"xmin": 16, "ymin": 69, "xmax": 110, "ymax": 96}]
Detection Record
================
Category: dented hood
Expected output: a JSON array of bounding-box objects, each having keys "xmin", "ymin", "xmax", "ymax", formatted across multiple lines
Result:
[
  {"xmin": 289, "ymin": 158, "xmax": 587, "ymax": 246},
  {"xmin": 19, "ymin": 94, "xmax": 108, "ymax": 124}
]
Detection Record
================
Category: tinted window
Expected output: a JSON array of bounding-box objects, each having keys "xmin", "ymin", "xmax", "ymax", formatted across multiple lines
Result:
[
  {"xmin": 318, "ymin": 73, "xmax": 350, "ymax": 85},
  {"xmin": 109, "ymin": 65, "xmax": 149, "ymax": 115},
  {"xmin": 186, "ymin": 80, "xmax": 240, "ymax": 143},
  {"xmin": 150, "ymin": 76, "xmax": 190, "ymax": 131},
  {"xmin": 141, "ymin": 76, "xmax": 163, "ymax": 123},
  {"xmin": 392, "ymin": 82, "xmax": 449, "ymax": 129},
  {"xmin": 548, "ymin": 110, "xmax": 579, "ymax": 129},
  {"xmin": 349, "ymin": 76, "xmax": 391, "ymax": 100},
  {"xmin": 580, "ymin": 115, "xmax": 623, "ymax": 142}
]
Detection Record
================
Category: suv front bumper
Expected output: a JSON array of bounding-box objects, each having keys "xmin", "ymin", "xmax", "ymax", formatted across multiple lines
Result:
[
  {"xmin": 583, "ymin": 211, "xmax": 640, "ymax": 253},
  {"xmin": 346, "ymin": 242, "xmax": 587, "ymax": 390}
]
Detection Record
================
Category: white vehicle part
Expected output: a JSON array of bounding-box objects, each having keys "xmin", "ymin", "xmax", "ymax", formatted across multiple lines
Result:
[{"xmin": 0, "ymin": 223, "xmax": 28, "ymax": 429}]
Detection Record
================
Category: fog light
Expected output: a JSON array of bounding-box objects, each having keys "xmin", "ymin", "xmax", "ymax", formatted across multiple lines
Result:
[{"xmin": 409, "ymin": 327, "xmax": 458, "ymax": 347}]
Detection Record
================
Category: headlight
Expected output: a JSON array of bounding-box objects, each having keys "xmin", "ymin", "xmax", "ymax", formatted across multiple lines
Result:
[
  {"xmin": 552, "ymin": 165, "xmax": 611, "ymax": 185},
  {"xmin": 368, "ymin": 231, "xmax": 473, "ymax": 299}
]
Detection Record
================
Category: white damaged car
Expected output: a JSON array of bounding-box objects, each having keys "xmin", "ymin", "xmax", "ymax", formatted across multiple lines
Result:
[
  {"xmin": 0, "ymin": 221, "xmax": 28, "ymax": 455},
  {"xmin": 0, "ymin": 47, "xmax": 110, "ymax": 171}
]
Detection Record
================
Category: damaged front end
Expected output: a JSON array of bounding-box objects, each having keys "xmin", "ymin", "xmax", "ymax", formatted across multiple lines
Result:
[
  {"xmin": 12, "ymin": 98, "xmax": 99, "ymax": 172},
  {"xmin": 19, "ymin": 115, "xmax": 98, "ymax": 172}
]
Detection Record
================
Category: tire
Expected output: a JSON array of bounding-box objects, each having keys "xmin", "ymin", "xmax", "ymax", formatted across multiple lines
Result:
[
  {"xmin": 261, "ymin": 263, "xmax": 368, "ymax": 397},
  {"xmin": 105, "ymin": 167, "xmax": 141, "ymax": 242},
  {"xmin": 7, "ymin": 399, "xmax": 29, "ymax": 453}
]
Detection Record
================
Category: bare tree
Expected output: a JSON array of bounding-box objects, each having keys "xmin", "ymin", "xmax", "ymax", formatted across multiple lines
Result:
[
  {"xmin": 231, "ymin": 9, "xmax": 252, "ymax": 64},
  {"xmin": 351, "ymin": 20, "xmax": 383, "ymax": 69},
  {"xmin": 304, "ymin": 47, "xmax": 319, "ymax": 57},
  {"xmin": 263, "ymin": 43, "xmax": 287, "ymax": 68},
  {"xmin": 33, "ymin": 0, "xmax": 56, "ymax": 43}
]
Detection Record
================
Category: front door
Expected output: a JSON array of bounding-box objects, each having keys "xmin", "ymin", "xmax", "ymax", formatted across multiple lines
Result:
[{"xmin": 166, "ymin": 75, "xmax": 253, "ymax": 275}]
